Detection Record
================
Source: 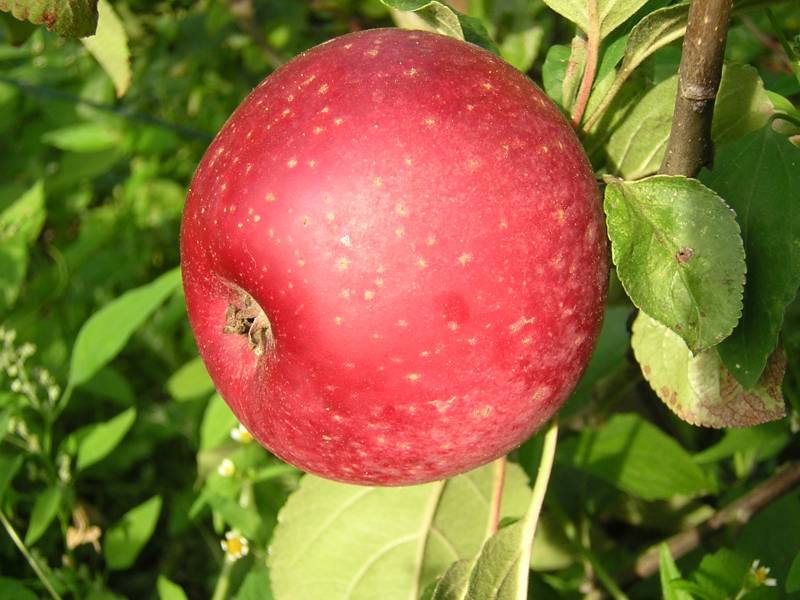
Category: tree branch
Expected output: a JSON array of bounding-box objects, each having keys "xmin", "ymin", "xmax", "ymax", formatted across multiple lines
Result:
[
  {"xmin": 632, "ymin": 461, "xmax": 800, "ymax": 580},
  {"xmin": 660, "ymin": 0, "xmax": 733, "ymax": 176}
]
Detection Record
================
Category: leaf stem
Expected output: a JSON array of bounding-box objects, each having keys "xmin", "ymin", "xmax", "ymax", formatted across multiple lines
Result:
[
  {"xmin": 571, "ymin": 0, "xmax": 601, "ymax": 127},
  {"xmin": 660, "ymin": 0, "xmax": 733, "ymax": 176},
  {"xmin": 487, "ymin": 456, "xmax": 507, "ymax": 537},
  {"xmin": 519, "ymin": 420, "xmax": 559, "ymax": 569},
  {"xmin": 0, "ymin": 510, "xmax": 63, "ymax": 600}
]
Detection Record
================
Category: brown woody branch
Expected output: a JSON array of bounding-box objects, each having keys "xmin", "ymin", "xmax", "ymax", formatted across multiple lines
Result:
[
  {"xmin": 632, "ymin": 461, "xmax": 800, "ymax": 580},
  {"xmin": 660, "ymin": 0, "xmax": 733, "ymax": 176}
]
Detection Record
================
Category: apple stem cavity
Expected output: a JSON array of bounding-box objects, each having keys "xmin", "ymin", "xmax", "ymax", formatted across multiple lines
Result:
[{"xmin": 223, "ymin": 289, "xmax": 274, "ymax": 357}]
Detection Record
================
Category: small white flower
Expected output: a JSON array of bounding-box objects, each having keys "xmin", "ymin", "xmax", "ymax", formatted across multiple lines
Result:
[
  {"xmin": 217, "ymin": 458, "xmax": 236, "ymax": 477},
  {"xmin": 220, "ymin": 530, "xmax": 249, "ymax": 561},
  {"xmin": 751, "ymin": 559, "xmax": 778, "ymax": 587},
  {"xmin": 230, "ymin": 423, "xmax": 253, "ymax": 444}
]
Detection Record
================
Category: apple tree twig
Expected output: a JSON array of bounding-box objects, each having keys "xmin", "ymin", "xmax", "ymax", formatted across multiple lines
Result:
[
  {"xmin": 632, "ymin": 461, "xmax": 800, "ymax": 580},
  {"xmin": 660, "ymin": 0, "xmax": 733, "ymax": 176}
]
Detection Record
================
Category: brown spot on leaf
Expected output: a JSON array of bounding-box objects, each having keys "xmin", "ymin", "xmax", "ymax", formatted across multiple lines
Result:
[
  {"xmin": 676, "ymin": 247, "xmax": 694, "ymax": 263},
  {"xmin": 42, "ymin": 11, "xmax": 57, "ymax": 29}
]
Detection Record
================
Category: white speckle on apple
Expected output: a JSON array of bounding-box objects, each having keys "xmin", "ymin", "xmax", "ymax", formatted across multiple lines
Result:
[
  {"xmin": 365, "ymin": 49, "xmax": 379, "ymax": 57},
  {"xmin": 335, "ymin": 257, "xmax": 350, "ymax": 270},
  {"xmin": 313, "ymin": 126, "xmax": 324, "ymax": 135},
  {"xmin": 406, "ymin": 373, "xmax": 421, "ymax": 382},
  {"xmin": 394, "ymin": 226, "xmax": 405, "ymax": 238},
  {"xmin": 394, "ymin": 203, "xmax": 409, "ymax": 217},
  {"xmin": 334, "ymin": 316, "xmax": 343, "ymax": 326},
  {"xmin": 405, "ymin": 67, "xmax": 418, "ymax": 77},
  {"xmin": 481, "ymin": 82, "xmax": 493, "ymax": 90},
  {"xmin": 447, "ymin": 321, "xmax": 459, "ymax": 331},
  {"xmin": 372, "ymin": 176, "xmax": 383, "ymax": 188},
  {"xmin": 318, "ymin": 83, "xmax": 329, "ymax": 95},
  {"xmin": 415, "ymin": 258, "xmax": 428, "ymax": 268},
  {"xmin": 333, "ymin": 117, "xmax": 343, "ymax": 126},
  {"xmin": 457, "ymin": 253, "xmax": 472, "ymax": 266},
  {"xmin": 363, "ymin": 290, "xmax": 375, "ymax": 300},
  {"xmin": 510, "ymin": 316, "xmax": 535, "ymax": 333},
  {"xmin": 287, "ymin": 158, "xmax": 298, "ymax": 168},
  {"xmin": 424, "ymin": 117, "xmax": 436, "ymax": 127},
  {"xmin": 397, "ymin": 320, "xmax": 408, "ymax": 328}
]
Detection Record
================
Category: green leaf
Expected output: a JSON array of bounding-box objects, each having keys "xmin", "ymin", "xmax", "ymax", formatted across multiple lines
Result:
[
  {"xmin": 41, "ymin": 122, "xmax": 120, "ymax": 153},
  {"xmin": 157, "ymin": 576, "xmax": 189, "ymax": 600},
  {"xmin": 75, "ymin": 407, "xmax": 137, "ymax": 471},
  {"xmin": 430, "ymin": 559, "xmax": 472, "ymax": 600},
  {"xmin": 684, "ymin": 548, "xmax": 750, "ymax": 600},
  {"xmin": 383, "ymin": 0, "xmax": 499, "ymax": 54},
  {"xmin": 0, "ymin": 241, "xmax": 28, "ymax": 312},
  {"xmin": 604, "ymin": 175, "xmax": 745, "ymax": 352},
  {"xmin": 166, "ymin": 357, "xmax": 214, "ymax": 402},
  {"xmin": 632, "ymin": 311, "xmax": 786, "ymax": 427},
  {"xmin": 0, "ymin": 454, "xmax": 23, "ymax": 501},
  {"xmin": 24, "ymin": 485, "xmax": 62, "ymax": 546},
  {"xmin": 104, "ymin": 495, "xmax": 162, "ymax": 570},
  {"xmin": 659, "ymin": 544, "xmax": 693, "ymax": 600},
  {"xmin": 80, "ymin": 0, "xmax": 131, "ymax": 97},
  {"xmin": 542, "ymin": 44, "xmax": 572, "ymax": 108},
  {"xmin": 463, "ymin": 520, "xmax": 530, "ymax": 599},
  {"xmin": 0, "ymin": 578, "xmax": 37, "ymax": 600},
  {"xmin": 699, "ymin": 126, "xmax": 800, "ymax": 388},
  {"xmin": 617, "ymin": 3, "xmax": 688, "ymax": 85},
  {"xmin": 0, "ymin": 0, "xmax": 98, "ymax": 37},
  {"xmin": 206, "ymin": 493, "xmax": 263, "ymax": 541},
  {"xmin": 235, "ymin": 565, "xmax": 273, "ymax": 600},
  {"xmin": 542, "ymin": 0, "xmax": 650, "ymax": 38},
  {"xmin": 269, "ymin": 461, "xmax": 530, "ymax": 600},
  {"xmin": 0, "ymin": 181, "xmax": 46, "ymax": 244},
  {"xmin": 788, "ymin": 550, "xmax": 800, "ymax": 593},
  {"xmin": 559, "ymin": 413, "xmax": 713, "ymax": 500},
  {"xmin": 200, "ymin": 393, "xmax": 238, "ymax": 451},
  {"xmin": 605, "ymin": 75, "xmax": 676, "ymax": 179},
  {"xmin": 694, "ymin": 421, "xmax": 790, "ymax": 464},
  {"xmin": 712, "ymin": 65, "xmax": 773, "ymax": 146},
  {"xmin": 68, "ymin": 267, "xmax": 181, "ymax": 388}
]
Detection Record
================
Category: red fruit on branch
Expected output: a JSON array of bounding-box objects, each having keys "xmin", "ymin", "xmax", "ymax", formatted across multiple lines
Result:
[{"xmin": 181, "ymin": 28, "xmax": 607, "ymax": 485}]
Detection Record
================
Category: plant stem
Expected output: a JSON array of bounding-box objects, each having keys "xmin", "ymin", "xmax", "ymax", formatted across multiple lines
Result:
[
  {"xmin": 0, "ymin": 510, "xmax": 63, "ymax": 600},
  {"xmin": 519, "ymin": 421, "xmax": 559, "ymax": 574},
  {"xmin": 571, "ymin": 0, "xmax": 601, "ymax": 127},
  {"xmin": 211, "ymin": 559, "xmax": 234, "ymax": 600},
  {"xmin": 631, "ymin": 461, "xmax": 800, "ymax": 580},
  {"xmin": 660, "ymin": 0, "xmax": 733, "ymax": 176},
  {"xmin": 487, "ymin": 456, "xmax": 506, "ymax": 537}
]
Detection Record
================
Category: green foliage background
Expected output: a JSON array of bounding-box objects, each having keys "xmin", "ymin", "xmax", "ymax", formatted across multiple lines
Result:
[{"xmin": 0, "ymin": 0, "xmax": 799, "ymax": 599}]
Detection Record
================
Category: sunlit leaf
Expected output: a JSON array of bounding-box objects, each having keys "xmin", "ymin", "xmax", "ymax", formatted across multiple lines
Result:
[
  {"xmin": 24, "ymin": 485, "xmax": 62, "ymax": 546},
  {"xmin": 68, "ymin": 267, "xmax": 181, "ymax": 389},
  {"xmin": 541, "ymin": 0, "xmax": 650, "ymax": 38},
  {"xmin": 75, "ymin": 407, "xmax": 137, "ymax": 471},
  {"xmin": 269, "ymin": 462, "xmax": 530, "ymax": 600},
  {"xmin": 659, "ymin": 544, "xmax": 693, "ymax": 600},
  {"xmin": 558, "ymin": 412, "xmax": 713, "ymax": 499},
  {"xmin": 81, "ymin": 0, "xmax": 131, "ymax": 97},
  {"xmin": 605, "ymin": 176, "xmax": 745, "ymax": 352}
]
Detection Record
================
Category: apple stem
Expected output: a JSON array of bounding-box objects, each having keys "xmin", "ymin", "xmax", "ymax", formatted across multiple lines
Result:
[{"xmin": 487, "ymin": 456, "xmax": 507, "ymax": 537}]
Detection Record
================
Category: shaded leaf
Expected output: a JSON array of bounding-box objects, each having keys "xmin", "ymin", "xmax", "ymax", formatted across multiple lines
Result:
[
  {"xmin": 632, "ymin": 312, "xmax": 786, "ymax": 428},
  {"xmin": 0, "ymin": 454, "xmax": 23, "ymax": 501},
  {"xmin": 0, "ymin": 578, "xmax": 37, "ymax": 600},
  {"xmin": 68, "ymin": 267, "xmax": 181, "ymax": 388},
  {"xmin": 605, "ymin": 75, "xmax": 676, "ymax": 179},
  {"xmin": 269, "ymin": 462, "xmax": 530, "ymax": 600},
  {"xmin": 81, "ymin": 0, "xmax": 130, "ymax": 97},
  {"xmin": 464, "ymin": 520, "xmax": 530, "ymax": 599},
  {"xmin": 104, "ymin": 495, "xmax": 162, "ymax": 570},
  {"xmin": 430, "ymin": 559, "xmax": 472, "ymax": 600},
  {"xmin": 0, "ymin": 0, "xmax": 98, "ymax": 37},
  {"xmin": 558, "ymin": 412, "xmax": 713, "ymax": 499},
  {"xmin": 618, "ymin": 3, "xmax": 688, "ymax": 85},
  {"xmin": 75, "ymin": 407, "xmax": 137, "ymax": 471},
  {"xmin": 712, "ymin": 64, "xmax": 773, "ymax": 146},
  {"xmin": 541, "ymin": 44, "xmax": 573, "ymax": 108},
  {"xmin": 788, "ymin": 550, "xmax": 800, "ymax": 594},
  {"xmin": 604, "ymin": 175, "xmax": 745, "ymax": 352},
  {"xmin": 24, "ymin": 485, "xmax": 62, "ymax": 545},
  {"xmin": 542, "ymin": 0, "xmax": 650, "ymax": 38},
  {"xmin": 0, "ymin": 181, "xmax": 45, "ymax": 312},
  {"xmin": 700, "ymin": 126, "xmax": 800, "ymax": 388}
]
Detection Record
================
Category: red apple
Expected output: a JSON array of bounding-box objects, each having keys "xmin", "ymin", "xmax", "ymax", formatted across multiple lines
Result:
[{"xmin": 181, "ymin": 28, "xmax": 607, "ymax": 485}]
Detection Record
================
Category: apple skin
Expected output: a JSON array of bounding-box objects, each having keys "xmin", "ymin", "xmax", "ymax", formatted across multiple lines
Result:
[{"xmin": 181, "ymin": 28, "xmax": 607, "ymax": 486}]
